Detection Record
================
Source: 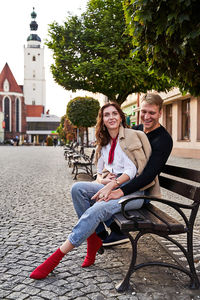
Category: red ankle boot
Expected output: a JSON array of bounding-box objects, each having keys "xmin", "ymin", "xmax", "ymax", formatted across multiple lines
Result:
[
  {"xmin": 82, "ymin": 232, "xmax": 102, "ymax": 268},
  {"xmin": 30, "ymin": 248, "xmax": 65, "ymax": 279}
]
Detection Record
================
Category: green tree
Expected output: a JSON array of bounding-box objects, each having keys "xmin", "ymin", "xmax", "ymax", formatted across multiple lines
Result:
[
  {"xmin": 123, "ymin": 0, "xmax": 200, "ymax": 96},
  {"xmin": 66, "ymin": 97, "xmax": 100, "ymax": 146},
  {"xmin": 46, "ymin": 0, "xmax": 173, "ymax": 106},
  {"xmin": 56, "ymin": 115, "xmax": 67, "ymax": 143}
]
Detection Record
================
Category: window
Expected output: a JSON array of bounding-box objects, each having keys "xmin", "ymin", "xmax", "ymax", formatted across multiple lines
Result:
[
  {"xmin": 32, "ymin": 56, "xmax": 36, "ymax": 61},
  {"xmin": 181, "ymin": 99, "xmax": 190, "ymax": 140},
  {"xmin": 27, "ymin": 122, "xmax": 60, "ymax": 131},
  {"xmin": 16, "ymin": 98, "xmax": 19, "ymax": 132},
  {"xmin": 4, "ymin": 97, "xmax": 10, "ymax": 131},
  {"xmin": 166, "ymin": 104, "xmax": 172, "ymax": 135},
  {"xmin": 3, "ymin": 79, "xmax": 9, "ymax": 92},
  {"xmin": 32, "ymin": 100, "xmax": 36, "ymax": 105},
  {"xmin": 132, "ymin": 105, "xmax": 136, "ymax": 116}
]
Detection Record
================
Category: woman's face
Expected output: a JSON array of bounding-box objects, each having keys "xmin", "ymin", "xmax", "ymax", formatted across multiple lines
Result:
[{"xmin": 103, "ymin": 105, "xmax": 122, "ymax": 131}]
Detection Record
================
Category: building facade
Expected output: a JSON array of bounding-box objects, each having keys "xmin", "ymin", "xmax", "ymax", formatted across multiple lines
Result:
[
  {"xmin": 160, "ymin": 89, "xmax": 200, "ymax": 158},
  {"xmin": 0, "ymin": 63, "xmax": 27, "ymax": 142},
  {"xmin": 24, "ymin": 8, "xmax": 46, "ymax": 116},
  {"xmin": 0, "ymin": 8, "xmax": 60, "ymax": 145},
  {"xmin": 121, "ymin": 89, "xmax": 200, "ymax": 159}
]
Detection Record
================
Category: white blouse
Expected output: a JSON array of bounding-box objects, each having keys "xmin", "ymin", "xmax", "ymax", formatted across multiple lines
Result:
[{"xmin": 97, "ymin": 140, "xmax": 137, "ymax": 180}]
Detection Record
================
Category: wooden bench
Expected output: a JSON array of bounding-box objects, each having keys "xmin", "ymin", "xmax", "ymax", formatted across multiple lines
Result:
[
  {"xmin": 113, "ymin": 165, "xmax": 200, "ymax": 292},
  {"xmin": 70, "ymin": 146, "xmax": 85, "ymax": 173},
  {"xmin": 64, "ymin": 142, "xmax": 75, "ymax": 159},
  {"xmin": 65, "ymin": 142, "xmax": 79, "ymax": 165},
  {"xmin": 72, "ymin": 149, "xmax": 95, "ymax": 180}
]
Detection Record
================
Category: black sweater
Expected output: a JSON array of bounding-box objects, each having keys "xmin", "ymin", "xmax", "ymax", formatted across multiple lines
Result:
[{"xmin": 121, "ymin": 125, "xmax": 173, "ymax": 196}]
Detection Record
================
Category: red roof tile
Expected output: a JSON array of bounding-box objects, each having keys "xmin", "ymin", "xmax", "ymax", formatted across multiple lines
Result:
[{"xmin": 0, "ymin": 63, "xmax": 23, "ymax": 93}]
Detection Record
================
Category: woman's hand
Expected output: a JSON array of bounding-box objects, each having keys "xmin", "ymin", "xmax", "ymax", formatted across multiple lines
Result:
[
  {"xmin": 101, "ymin": 173, "xmax": 116, "ymax": 185},
  {"xmin": 91, "ymin": 180, "xmax": 117, "ymax": 202}
]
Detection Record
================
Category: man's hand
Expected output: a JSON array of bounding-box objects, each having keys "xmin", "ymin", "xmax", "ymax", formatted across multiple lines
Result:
[
  {"xmin": 92, "ymin": 183, "xmax": 124, "ymax": 202},
  {"xmin": 106, "ymin": 189, "xmax": 124, "ymax": 201},
  {"xmin": 91, "ymin": 181, "xmax": 116, "ymax": 202}
]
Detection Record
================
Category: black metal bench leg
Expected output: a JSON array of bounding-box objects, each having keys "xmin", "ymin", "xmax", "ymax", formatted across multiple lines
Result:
[
  {"xmin": 72, "ymin": 163, "xmax": 75, "ymax": 174},
  {"xmin": 187, "ymin": 231, "xmax": 200, "ymax": 289},
  {"xmin": 116, "ymin": 232, "xmax": 143, "ymax": 292},
  {"xmin": 73, "ymin": 165, "xmax": 78, "ymax": 180}
]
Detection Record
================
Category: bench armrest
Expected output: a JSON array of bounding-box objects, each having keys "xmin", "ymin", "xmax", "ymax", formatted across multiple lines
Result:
[{"xmin": 118, "ymin": 195, "xmax": 195, "ymax": 222}]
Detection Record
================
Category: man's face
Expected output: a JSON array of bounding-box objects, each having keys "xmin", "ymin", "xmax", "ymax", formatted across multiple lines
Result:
[{"xmin": 140, "ymin": 101, "xmax": 162, "ymax": 133}]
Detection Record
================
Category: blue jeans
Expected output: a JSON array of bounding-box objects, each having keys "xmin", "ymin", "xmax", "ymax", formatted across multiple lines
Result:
[{"xmin": 68, "ymin": 181, "xmax": 144, "ymax": 247}]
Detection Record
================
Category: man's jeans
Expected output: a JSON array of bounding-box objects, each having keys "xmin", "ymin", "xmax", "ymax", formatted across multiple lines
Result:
[{"xmin": 68, "ymin": 181, "xmax": 144, "ymax": 247}]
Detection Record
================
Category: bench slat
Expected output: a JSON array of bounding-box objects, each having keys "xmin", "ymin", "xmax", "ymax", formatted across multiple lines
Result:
[
  {"xmin": 114, "ymin": 204, "xmax": 185, "ymax": 234},
  {"xmin": 114, "ymin": 210, "xmax": 151, "ymax": 231},
  {"xmin": 146, "ymin": 204, "xmax": 185, "ymax": 233},
  {"xmin": 162, "ymin": 165, "xmax": 200, "ymax": 183},
  {"xmin": 137, "ymin": 206, "xmax": 169, "ymax": 231},
  {"xmin": 159, "ymin": 176, "xmax": 199, "ymax": 201}
]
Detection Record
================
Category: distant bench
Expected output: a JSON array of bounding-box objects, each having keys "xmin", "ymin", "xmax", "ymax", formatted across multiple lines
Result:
[
  {"xmin": 113, "ymin": 165, "xmax": 200, "ymax": 292},
  {"xmin": 71, "ymin": 149, "xmax": 95, "ymax": 180}
]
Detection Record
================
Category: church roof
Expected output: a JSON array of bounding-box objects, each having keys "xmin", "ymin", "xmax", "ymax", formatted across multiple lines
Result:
[
  {"xmin": 27, "ymin": 34, "xmax": 41, "ymax": 42},
  {"xmin": 0, "ymin": 63, "xmax": 23, "ymax": 93}
]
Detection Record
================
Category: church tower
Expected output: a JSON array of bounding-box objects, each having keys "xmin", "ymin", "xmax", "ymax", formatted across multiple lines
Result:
[{"xmin": 24, "ymin": 8, "xmax": 46, "ymax": 117}]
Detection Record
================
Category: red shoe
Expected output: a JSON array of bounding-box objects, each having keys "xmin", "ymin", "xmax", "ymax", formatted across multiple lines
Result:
[
  {"xmin": 30, "ymin": 248, "xmax": 65, "ymax": 279},
  {"xmin": 82, "ymin": 232, "xmax": 102, "ymax": 268}
]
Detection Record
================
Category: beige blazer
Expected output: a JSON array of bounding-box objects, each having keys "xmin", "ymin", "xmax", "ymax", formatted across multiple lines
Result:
[{"xmin": 95, "ymin": 125, "xmax": 161, "ymax": 198}]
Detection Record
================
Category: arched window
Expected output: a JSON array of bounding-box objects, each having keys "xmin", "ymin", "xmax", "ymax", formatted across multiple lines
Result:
[
  {"xmin": 32, "ymin": 56, "xmax": 36, "ymax": 61},
  {"xmin": 4, "ymin": 97, "xmax": 10, "ymax": 131},
  {"xmin": 16, "ymin": 98, "xmax": 20, "ymax": 132}
]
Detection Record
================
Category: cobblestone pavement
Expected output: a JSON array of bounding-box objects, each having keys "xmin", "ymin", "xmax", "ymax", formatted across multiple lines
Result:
[{"xmin": 0, "ymin": 146, "xmax": 200, "ymax": 300}]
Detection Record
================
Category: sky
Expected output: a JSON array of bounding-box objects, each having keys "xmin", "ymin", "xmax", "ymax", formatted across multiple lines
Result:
[{"xmin": 0, "ymin": 0, "xmax": 89, "ymax": 117}]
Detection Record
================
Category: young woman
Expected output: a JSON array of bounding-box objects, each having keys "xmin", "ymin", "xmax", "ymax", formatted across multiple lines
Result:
[{"xmin": 30, "ymin": 102, "xmax": 153, "ymax": 280}]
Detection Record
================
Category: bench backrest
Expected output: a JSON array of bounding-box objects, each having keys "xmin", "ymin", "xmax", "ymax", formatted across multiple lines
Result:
[
  {"xmin": 159, "ymin": 164, "xmax": 200, "ymax": 203},
  {"xmin": 80, "ymin": 146, "xmax": 84, "ymax": 155}
]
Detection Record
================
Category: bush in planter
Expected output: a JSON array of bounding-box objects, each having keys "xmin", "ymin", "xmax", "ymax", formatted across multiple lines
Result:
[{"xmin": 46, "ymin": 136, "xmax": 53, "ymax": 146}]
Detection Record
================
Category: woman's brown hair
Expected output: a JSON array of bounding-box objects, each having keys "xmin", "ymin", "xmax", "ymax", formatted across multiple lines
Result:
[{"xmin": 95, "ymin": 102, "xmax": 127, "ymax": 147}]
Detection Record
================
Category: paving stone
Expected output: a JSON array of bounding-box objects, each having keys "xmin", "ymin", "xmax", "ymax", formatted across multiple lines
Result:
[
  {"xmin": 87, "ymin": 293, "xmax": 105, "ymax": 300},
  {"xmin": 37, "ymin": 290, "xmax": 57, "ymax": 298},
  {"xmin": 6, "ymin": 291, "xmax": 29, "ymax": 300},
  {"xmin": 22, "ymin": 286, "xmax": 41, "ymax": 295},
  {"xmin": 65, "ymin": 289, "xmax": 85, "ymax": 299},
  {"xmin": 0, "ymin": 290, "xmax": 12, "ymax": 298},
  {"xmin": 12, "ymin": 284, "xmax": 27, "ymax": 292}
]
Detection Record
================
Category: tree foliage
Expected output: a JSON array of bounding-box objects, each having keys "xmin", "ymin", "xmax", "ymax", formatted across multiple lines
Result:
[
  {"xmin": 46, "ymin": 0, "xmax": 173, "ymax": 105},
  {"xmin": 123, "ymin": 0, "xmax": 200, "ymax": 96},
  {"xmin": 66, "ymin": 97, "xmax": 100, "ymax": 128},
  {"xmin": 56, "ymin": 115, "xmax": 68, "ymax": 142}
]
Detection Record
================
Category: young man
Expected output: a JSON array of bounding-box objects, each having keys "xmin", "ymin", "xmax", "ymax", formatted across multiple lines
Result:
[{"xmin": 102, "ymin": 93, "xmax": 173, "ymax": 246}]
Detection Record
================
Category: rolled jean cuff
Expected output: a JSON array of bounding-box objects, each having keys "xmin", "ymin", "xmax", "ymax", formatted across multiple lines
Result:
[
  {"xmin": 68, "ymin": 234, "xmax": 78, "ymax": 248},
  {"xmin": 68, "ymin": 228, "xmax": 94, "ymax": 248}
]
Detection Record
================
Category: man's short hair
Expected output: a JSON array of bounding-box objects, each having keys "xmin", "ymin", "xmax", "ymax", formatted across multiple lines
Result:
[{"xmin": 141, "ymin": 93, "xmax": 164, "ymax": 111}]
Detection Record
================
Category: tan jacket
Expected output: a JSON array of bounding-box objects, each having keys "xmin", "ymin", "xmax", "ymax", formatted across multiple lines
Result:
[{"xmin": 95, "ymin": 125, "xmax": 161, "ymax": 198}]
